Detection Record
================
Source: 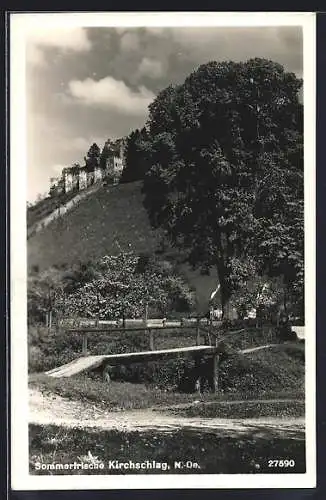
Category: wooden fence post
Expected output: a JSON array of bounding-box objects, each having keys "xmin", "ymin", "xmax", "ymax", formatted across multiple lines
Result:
[
  {"xmin": 144, "ymin": 303, "xmax": 148, "ymax": 325},
  {"xmin": 149, "ymin": 329, "xmax": 154, "ymax": 350},
  {"xmin": 82, "ymin": 333, "xmax": 88, "ymax": 356},
  {"xmin": 196, "ymin": 318, "xmax": 201, "ymax": 346},
  {"xmin": 48, "ymin": 310, "xmax": 52, "ymax": 330},
  {"xmin": 211, "ymin": 353, "xmax": 219, "ymax": 393}
]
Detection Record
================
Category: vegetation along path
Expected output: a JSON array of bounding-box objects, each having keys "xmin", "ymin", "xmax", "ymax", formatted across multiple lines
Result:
[{"xmin": 29, "ymin": 388, "xmax": 304, "ymax": 440}]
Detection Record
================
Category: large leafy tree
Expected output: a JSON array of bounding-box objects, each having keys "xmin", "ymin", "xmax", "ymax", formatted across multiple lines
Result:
[
  {"xmin": 28, "ymin": 267, "xmax": 66, "ymax": 324},
  {"xmin": 64, "ymin": 253, "xmax": 195, "ymax": 319},
  {"xmin": 142, "ymin": 58, "xmax": 303, "ymax": 320},
  {"xmin": 120, "ymin": 128, "xmax": 151, "ymax": 183},
  {"xmin": 85, "ymin": 143, "xmax": 101, "ymax": 170},
  {"xmin": 28, "ymin": 254, "xmax": 195, "ymax": 324}
]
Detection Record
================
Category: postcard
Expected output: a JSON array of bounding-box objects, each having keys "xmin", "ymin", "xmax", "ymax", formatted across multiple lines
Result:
[{"xmin": 10, "ymin": 11, "xmax": 316, "ymax": 490}]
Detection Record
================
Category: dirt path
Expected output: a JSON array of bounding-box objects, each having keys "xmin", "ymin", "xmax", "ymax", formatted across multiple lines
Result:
[{"xmin": 29, "ymin": 388, "xmax": 305, "ymax": 439}]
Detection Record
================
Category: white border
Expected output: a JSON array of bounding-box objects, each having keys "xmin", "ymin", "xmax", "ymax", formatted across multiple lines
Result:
[{"xmin": 10, "ymin": 12, "xmax": 316, "ymax": 490}]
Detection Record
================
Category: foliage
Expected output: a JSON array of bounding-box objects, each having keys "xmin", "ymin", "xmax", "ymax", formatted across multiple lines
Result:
[
  {"xmin": 63, "ymin": 253, "xmax": 195, "ymax": 319},
  {"xmin": 219, "ymin": 346, "xmax": 305, "ymax": 394},
  {"xmin": 100, "ymin": 138, "xmax": 124, "ymax": 170},
  {"xmin": 166, "ymin": 400, "xmax": 304, "ymax": 419},
  {"xmin": 120, "ymin": 128, "xmax": 151, "ymax": 183},
  {"xmin": 229, "ymin": 271, "xmax": 284, "ymax": 319},
  {"xmin": 27, "ymin": 253, "xmax": 195, "ymax": 324},
  {"xmin": 28, "ymin": 268, "xmax": 66, "ymax": 324},
  {"xmin": 142, "ymin": 58, "xmax": 303, "ymax": 319},
  {"xmin": 85, "ymin": 143, "xmax": 101, "ymax": 170}
]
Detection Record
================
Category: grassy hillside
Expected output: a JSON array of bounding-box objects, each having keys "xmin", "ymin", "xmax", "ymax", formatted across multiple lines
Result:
[
  {"xmin": 28, "ymin": 181, "xmax": 219, "ymax": 312},
  {"xmin": 27, "ymin": 190, "xmax": 82, "ymax": 228},
  {"xmin": 28, "ymin": 182, "xmax": 161, "ymax": 271}
]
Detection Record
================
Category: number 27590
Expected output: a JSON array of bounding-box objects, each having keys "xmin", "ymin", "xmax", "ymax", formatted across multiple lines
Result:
[{"xmin": 268, "ymin": 459, "xmax": 295, "ymax": 468}]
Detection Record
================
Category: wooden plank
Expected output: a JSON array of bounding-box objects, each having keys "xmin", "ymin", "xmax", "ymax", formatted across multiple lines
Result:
[
  {"xmin": 67, "ymin": 325, "xmax": 197, "ymax": 334},
  {"xmin": 99, "ymin": 345, "xmax": 219, "ymax": 365},
  {"xmin": 46, "ymin": 345, "xmax": 221, "ymax": 378}
]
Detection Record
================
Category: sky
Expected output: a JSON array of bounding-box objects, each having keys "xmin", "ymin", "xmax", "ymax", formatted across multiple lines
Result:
[{"xmin": 26, "ymin": 25, "xmax": 303, "ymax": 202}]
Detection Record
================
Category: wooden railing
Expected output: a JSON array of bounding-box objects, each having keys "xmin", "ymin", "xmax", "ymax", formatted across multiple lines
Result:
[
  {"xmin": 65, "ymin": 321, "xmax": 276, "ymax": 356},
  {"xmin": 67, "ymin": 323, "xmax": 205, "ymax": 356}
]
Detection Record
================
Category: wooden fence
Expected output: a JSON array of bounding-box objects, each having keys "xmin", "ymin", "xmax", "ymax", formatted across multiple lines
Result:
[
  {"xmin": 67, "ymin": 322, "xmax": 211, "ymax": 356},
  {"xmin": 64, "ymin": 321, "xmax": 278, "ymax": 357}
]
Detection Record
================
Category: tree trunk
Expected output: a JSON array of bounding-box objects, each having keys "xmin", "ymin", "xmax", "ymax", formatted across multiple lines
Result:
[
  {"xmin": 283, "ymin": 287, "xmax": 288, "ymax": 315},
  {"xmin": 216, "ymin": 264, "xmax": 233, "ymax": 322}
]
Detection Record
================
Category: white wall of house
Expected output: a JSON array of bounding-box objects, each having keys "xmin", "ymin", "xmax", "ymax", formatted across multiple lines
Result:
[
  {"xmin": 79, "ymin": 169, "xmax": 88, "ymax": 190},
  {"xmin": 64, "ymin": 172, "xmax": 74, "ymax": 193},
  {"xmin": 87, "ymin": 171, "xmax": 95, "ymax": 186},
  {"xmin": 94, "ymin": 166, "xmax": 103, "ymax": 183},
  {"xmin": 114, "ymin": 157, "xmax": 124, "ymax": 175},
  {"xmin": 105, "ymin": 156, "xmax": 124, "ymax": 183}
]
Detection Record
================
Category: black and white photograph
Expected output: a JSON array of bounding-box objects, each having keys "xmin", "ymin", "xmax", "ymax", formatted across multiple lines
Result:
[{"xmin": 10, "ymin": 12, "xmax": 316, "ymax": 490}]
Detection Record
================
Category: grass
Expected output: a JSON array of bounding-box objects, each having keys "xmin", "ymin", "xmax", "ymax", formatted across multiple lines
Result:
[
  {"xmin": 29, "ymin": 340, "xmax": 305, "ymax": 407},
  {"xmin": 29, "ymin": 423, "xmax": 305, "ymax": 475},
  {"xmin": 29, "ymin": 340, "xmax": 305, "ymax": 475},
  {"xmin": 28, "ymin": 182, "xmax": 162, "ymax": 271},
  {"xmin": 29, "ymin": 374, "xmax": 201, "ymax": 410},
  {"xmin": 29, "ymin": 341, "xmax": 305, "ymax": 412},
  {"xmin": 162, "ymin": 400, "xmax": 305, "ymax": 419},
  {"xmin": 218, "ymin": 344, "xmax": 305, "ymax": 395},
  {"xmin": 29, "ymin": 372, "xmax": 305, "ymax": 412},
  {"xmin": 27, "ymin": 190, "xmax": 81, "ymax": 227}
]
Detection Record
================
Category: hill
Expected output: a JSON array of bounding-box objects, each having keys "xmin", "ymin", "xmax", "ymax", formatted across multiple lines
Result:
[
  {"xmin": 27, "ymin": 189, "xmax": 82, "ymax": 228},
  {"xmin": 28, "ymin": 182, "xmax": 161, "ymax": 271},
  {"xmin": 27, "ymin": 181, "xmax": 220, "ymax": 313}
]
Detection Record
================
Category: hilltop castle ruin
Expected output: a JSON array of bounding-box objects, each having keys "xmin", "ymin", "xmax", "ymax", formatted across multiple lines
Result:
[{"xmin": 49, "ymin": 138, "xmax": 126, "ymax": 197}]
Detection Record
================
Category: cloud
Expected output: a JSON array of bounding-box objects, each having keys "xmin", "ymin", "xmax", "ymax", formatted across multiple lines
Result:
[
  {"xmin": 27, "ymin": 27, "xmax": 91, "ymax": 66},
  {"xmin": 136, "ymin": 57, "xmax": 164, "ymax": 79},
  {"xmin": 120, "ymin": 32, "xmax": 140, "ymax": 52},
  {"xmin": 168, "ymin": 27, "xmax": 302, "ymax": 76},
  {"xmin": 67, "ymin": 76, "xmax": 155, "ymax": 115},
  {"xmin": 27, "ymin": 45, "xmax": 47, "ymax": 66},
  {"xmin": 140, "ymin": 26, "xmax": 302, "ymax": 76}
]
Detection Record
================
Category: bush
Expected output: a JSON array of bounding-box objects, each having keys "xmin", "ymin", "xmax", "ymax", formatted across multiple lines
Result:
[
  {"xmin": 28, "ymin": 325, "xmax": 85, "ymax": 373},
  {"xmin": 110, "ymin": 357, "xmax": 199, "ymax": 392},
  {"xmin": 219, "ymin": 345, "xmax": 305, "ymax": 394}
]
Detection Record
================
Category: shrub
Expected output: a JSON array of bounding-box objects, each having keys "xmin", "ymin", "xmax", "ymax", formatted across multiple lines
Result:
[{"xmin": 218, "ymin": 346, "xmax": 305, "ymax": 394}]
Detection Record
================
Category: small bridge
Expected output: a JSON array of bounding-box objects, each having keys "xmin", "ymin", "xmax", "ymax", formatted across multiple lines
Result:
[
  {"xmin": 46, "ymin": 345, "xmax": 220, "ymax": 378},
  {"xmin": 44, "ymin": 329, "xmax": 281, "ymax": 393}
]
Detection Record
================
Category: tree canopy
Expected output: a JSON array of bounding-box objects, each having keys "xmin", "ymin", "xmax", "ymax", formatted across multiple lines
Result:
[
  {"xmin": 28, "ymin": 253, "xmax": 195, "ymax": 323},
  {"xmin": 120, "ymin": 128, "xmax": 151, "ymax": 183},
  {"xmin": 142, "ymin": 58, "xmax": 303, "ymax": 319},
  {"xmin": 85, "ymin": 143, "xmax": 101, "ymax": 170}
]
